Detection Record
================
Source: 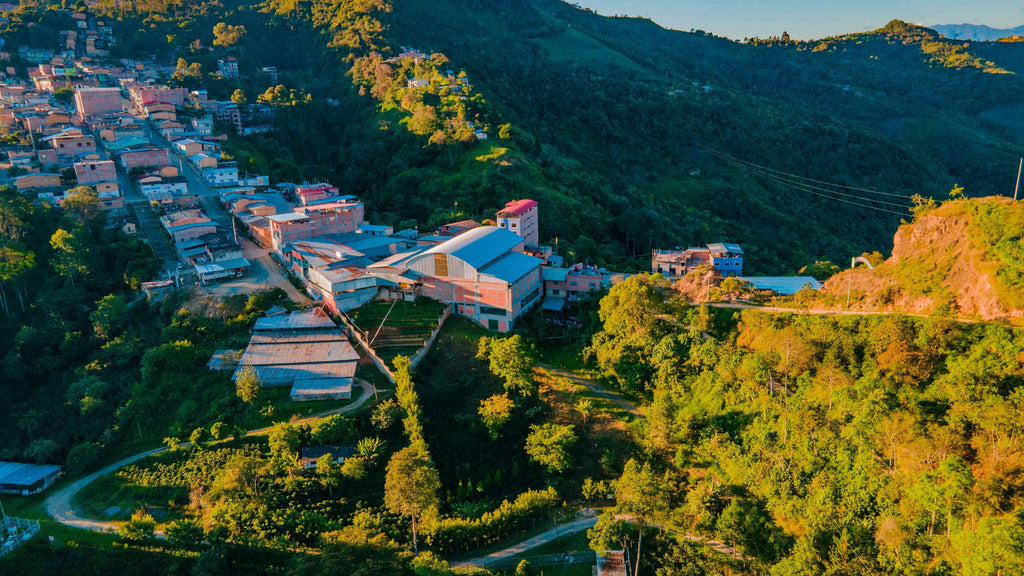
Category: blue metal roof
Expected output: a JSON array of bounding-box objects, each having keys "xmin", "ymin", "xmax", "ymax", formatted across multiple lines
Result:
[
  {"xmin": 740, "ymin": 276, "xmax": 821, "ymax": 295},
  {"xmin": 424, "ymin": 226, "xmax": 524, "ymax": 270},
  {"xmin": 480, "ymin": 251, "xmax": 541, "ymax": 284}
]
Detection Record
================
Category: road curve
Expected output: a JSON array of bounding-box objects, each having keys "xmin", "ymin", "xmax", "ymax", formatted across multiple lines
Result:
[{"xmin": 44, "ymin": 379, "xmax": 377, "ymax": 533}]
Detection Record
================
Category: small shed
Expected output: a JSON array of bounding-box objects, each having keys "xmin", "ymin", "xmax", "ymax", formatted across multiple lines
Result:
[{"xmin": 300, "ymin": 444, "xmax": 357, "ymax": 469}]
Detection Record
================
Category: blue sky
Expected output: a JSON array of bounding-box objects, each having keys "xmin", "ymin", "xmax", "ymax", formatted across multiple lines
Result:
[{"xmin": 572, "ymin": 0, "xmax": 1024, "ymax": 40}]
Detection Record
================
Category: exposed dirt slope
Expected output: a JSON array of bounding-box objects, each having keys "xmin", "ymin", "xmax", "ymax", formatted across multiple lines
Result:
[{"xmin": 819, "ymin": 197, "xmax": 1024, "ymax": 321}]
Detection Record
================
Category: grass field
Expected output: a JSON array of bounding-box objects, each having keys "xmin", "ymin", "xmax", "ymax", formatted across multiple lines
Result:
[{"xmin": 351, "ymin": 299, "xmax": 448, "ymax": 364}]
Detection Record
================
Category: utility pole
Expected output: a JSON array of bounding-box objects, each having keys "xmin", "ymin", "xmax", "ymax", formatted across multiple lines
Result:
[{"xmin": 1015, "ymin": 158, "xmax": 1022, "ymax": 201}]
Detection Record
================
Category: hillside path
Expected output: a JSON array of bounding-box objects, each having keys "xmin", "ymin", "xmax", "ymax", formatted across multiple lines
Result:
[
  {"xmin": 538, "ymin": 364, "xmax": 643, "ymax": 419},
  {"xmin": 44, "ymin": 380, "xmax": 376, "ymax": 533},
  {"xmin": 451, "ymin": 514, "xmax": 599, "ymax": 570}
]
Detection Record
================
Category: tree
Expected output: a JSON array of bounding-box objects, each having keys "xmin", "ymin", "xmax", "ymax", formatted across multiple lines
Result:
[
  {"xmin": 477, "ymin": 335, "xmax": 536, "ymax": 397},
  {"xmin": 341, "ymin": 456, "xmax": 367, "ymax": 480},
  {"xmin": 65, "ymin": 441, "xmax": 102, "ymax": 474},
  {"xmin": 615, "ymin": 459, "xmax": 669, "ymax": 574},
  {"xmin": 478, "ymin": 393, "xmax": 514, "ymax": 439},
  {"xmin": 0, "ymin": 240, "xmax": 34, "ymax": 316},
  {"xmin": 62, "ymin": 186, "xmax": 101, "ymax": 227},
  {"xmin": 384, "ymin": 446, "xmax": 440, "ymax": 554},
  {"xmin": 393, "ymin": 355, "xmax": 427, "ymax": 451},
  {"xmin": 235, "ymin": 365, "xmax": 262, "ymax": 404},
  {"xmin": 54, "ymin": 87, "xmax": 74, "ymax": 104},
  {"xmin": 210, "ymin": 421, "xmax": 228, "ymax": 441},
  {"xmin": 49, "ymin": 228, "xmax": 89, "ymax": 289},
  {"xmin": 119, "ymin": 510, "xmax": 156, "ymax": 542},
  {"xmin": 525, "ymin": 424, "xmax": 577, "ymax": 473},
  {"xmin": 575, "ymin": 399, "xmax": 595, "ymax": 428},
  {"xmin": 231, "ymin": 89, "xmax": 247, "ymax": 106},
  {"xmin": 356, "ymin": 436, "xmax": 386, "ymax": 462},
  {"xmin": 212, "ymin": 22, "xmax": 247, "ymax": 47},
  {"xmin": 91, "ymin": 293, "xmax": 128, "ymax": 341},
  {"xmin": 190, "ymin": 426, "xmax": 208, "ymax": 447},
  {"xmin": 514, "ymin": 559, "xmax": 533, "ymax": 576},
  {"xmin": 268, "ymin": 422, "xmax": 299, "ymax": 470},
  {"xmin": 371, "ymin": 398, "xmax": 401, "ymax": 429},
  {"xmin": 25, "ymin": 438, "xmax": 60, "ymax": 463},
  {"xmin": 166, "ymin": 518, "xmax": 204, "ymax": 546}
]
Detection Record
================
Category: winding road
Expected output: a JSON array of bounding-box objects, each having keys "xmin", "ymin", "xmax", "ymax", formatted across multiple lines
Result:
[{"xmin": 44, "ymin": 379, "xmax": 377, "ymax": 533}]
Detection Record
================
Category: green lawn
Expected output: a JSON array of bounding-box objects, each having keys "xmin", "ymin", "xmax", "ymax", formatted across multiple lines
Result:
[{"xmin": 351, "ymin": 298, "xmax": 448, "ymax": 365}]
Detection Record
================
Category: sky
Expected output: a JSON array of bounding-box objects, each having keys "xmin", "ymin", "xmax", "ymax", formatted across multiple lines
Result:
[{"xmin": 572, "ymin": 0, "xmax": 1024, "ymax": 40}]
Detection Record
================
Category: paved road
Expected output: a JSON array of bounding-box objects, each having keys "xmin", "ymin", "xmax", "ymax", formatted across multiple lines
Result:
[
  {"xmin": 539, "ymin": 364, "xmax": 643, "ymax": 419},
  {"xmin": 44, "ymin": 379, "xmax": 376, "ymax": 533},
  {"xmin": 452, "ymin": 515, "xmax": 599, "ymax": 570}
]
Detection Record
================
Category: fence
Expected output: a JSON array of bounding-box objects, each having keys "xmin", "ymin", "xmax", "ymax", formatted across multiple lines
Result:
[
  {"xmin": 339, "ymin": 303, "xmax": 453, "ymax": 384},
  {"xmin": 0, "ymin": 516, "xmax": 41, "ymax": 556}
]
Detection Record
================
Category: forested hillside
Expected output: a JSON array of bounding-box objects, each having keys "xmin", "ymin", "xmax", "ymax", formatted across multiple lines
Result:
[{"xmin": 9, "ymin": 0, "xmax": 1021, "ymax": 273}]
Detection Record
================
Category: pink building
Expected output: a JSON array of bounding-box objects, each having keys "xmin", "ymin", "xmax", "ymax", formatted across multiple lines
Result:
[
  {"xmin": 266, "ymin": 200, "xmax": 366, "ymax": 253},
  {"xmin": 131, "ymin": 85, "xmax": 187, "ymax": 109},
  {"xmin": 41, "ymin": 128, "xmax": 96, "ymax": 162},
  {"xmin": 73, "ymin": 158, "xmax": 116, "ymax": 185},
  {"xmin": 117, "ymin": 146, "xmax": 170, "ymax": 170},
  {"xmin": 496, "ymin": 199, "xmax": 539, "ymax": 248},
  {"xmin": 541, "ymin": 263, "xmax": 604, "ymax": 311},
  {"xmin": 74, "ymin": 87, "xmax": 123, "ymax": 120},
  {"xmin": 403, "ymin": 226, "xmax": 542, "ymax": 332},
  {"xmin": 296, "ymin": 183, "xmax": 339, "ymax": 205},
  {"xmin": 160, "ymin": 210, "xmax": 219, "ymax": 243}
]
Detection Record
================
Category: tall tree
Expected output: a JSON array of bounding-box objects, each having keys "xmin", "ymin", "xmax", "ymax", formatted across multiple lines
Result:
[
  {"xmin": 49, "ymin": 228, "xmax": 89, "ymax": 289},
  {"xmin": 384, "ymin": 446, "xmax": 440, "ymax": 554}
]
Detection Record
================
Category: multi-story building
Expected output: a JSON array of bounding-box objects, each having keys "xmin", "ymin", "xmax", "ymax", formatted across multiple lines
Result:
[
  {"xmin": 402, "ymin": 226, "xmax": 542, "ymax": 332},
  {"xmin": 266, "ymin": 200, "xmax": 366, "ymax": 254},
  {"xmin": 202, "ymin": 164, "xmax": 239, "ymax": 186},
  {"xmin": 496, "ymin": 198, "xmax": 539, "ymax": 248},
  {"xmin": 217, "ymin": 57, "xmax": 239, "ymax": 79},
  {"xmin": 542, "ymin": 263, "xmax": 604, "ymax": 310},
  {"xmin": 74, "ymin": 87, "xmax": 123, "ymax": 121},
  {"xmin": 14, "ymin": 172, "xmax": 61, "ymax": 191},
  {"xmin": 41, "ymin": 128, "xmax": 96, "ymax": 163},
  {"xmin": 651, "ymin": 243, "xmax": 743, "ymax": 278},
  {"xmin": 73, "ymin": 158, "xmax": 116, "ymax": 185},
  {"xmin": 296, "ymin": 183, "xmax": 338, "ymax": 205},
  {"xmin": 116, "ymin": 145, "xmax": 170, "ymax": 170},
  {"xmin": 128, "ymin": 84, "xmax": 187, "ymax": 110}
]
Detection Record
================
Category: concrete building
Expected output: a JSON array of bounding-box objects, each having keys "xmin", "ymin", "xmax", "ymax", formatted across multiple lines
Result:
[
  {"xmin": 160, "ymin": 210, "xmax": 218, "ymax": 243},
  {"xmin": 41, "ymin": 128, "xmax": 96, "ymax": 162},
  {"xmin": 402, "ymin": 226, "xmax": 542, "ymax": 332},
  {"xmin": 217, "ymin": 57, "xmax": 239, "ymax": 79},
  {"xmin": 117, "ymin": 145, "xmax": 170, "ymax": 170},
  {"xmin": 139, "ymin": 175, "xmax": 189, "ymax": 203},
  {"xmin": 73, "ymin": 158, "xmax": 116, "ymax": 186},
  {"xmin": 266, "ymin": 200, "xmax": 366, "ymax": 254},
  {"xmin": 541, "ymin": 263, "xmax": 604, "ymax": 311},
  {"xmin": 651, "ymin": 243, "xmax": 744, "ymax": 278},
  {"xmin": 296, "ymin": 183, "xmax": 338, "ymax": 205},
  {"xmin": 74, "ymin": 87, "xmax": 122, "ymax": 120},
  {"xmin": 496, "ymin": 198, "xmax": 539, "ymax": 248},
  {"xmin": 202, "ymin": 164, "xmax": 239, "ymax": 186},
  {"xmin": 14, "ymin": 173, "xmax": 61, "ymax": 190}
]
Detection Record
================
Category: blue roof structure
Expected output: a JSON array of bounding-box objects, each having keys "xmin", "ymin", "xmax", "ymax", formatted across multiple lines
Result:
[
  {"xmin": 423, "ymin": 226, "xmax": 523, "ymax": 270},
  {"xmin": 740, "ymin": 276, "xmax": 821, "ymax": 295},
  {"xmin": 481, "ymin": 252, "xmax": 541, "ymax": 283}
]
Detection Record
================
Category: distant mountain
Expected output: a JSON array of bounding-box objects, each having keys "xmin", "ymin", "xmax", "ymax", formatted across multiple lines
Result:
[{"xmin": 931, "ymin": 23, "xmax": 1024, "ymax": 41}]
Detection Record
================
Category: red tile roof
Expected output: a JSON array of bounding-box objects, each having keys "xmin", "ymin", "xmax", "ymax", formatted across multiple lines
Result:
[{"xmin": 498, "ymin": 198, "xmax": 537, "ymax": 216}]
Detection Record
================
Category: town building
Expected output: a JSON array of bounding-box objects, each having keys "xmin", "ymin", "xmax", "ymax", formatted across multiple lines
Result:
[
  {"xmin": 116, "ymin": 145, "xmax": 170, "ymax": 170},
  {"xmin": 74, "ymin": 87, "xmax": 122, "ymax": 120},
  {"xmin": 400, "ymin": 226, "xmax": 542, "ymax": 332},
  {"xmin": 541, "ymin": 263, "xmax": 604, "ymax": 311},
  {"xmin": 73, "ymin": 158, "xmax": 116, "ymax": 186},
  {"xmin": 160, "ymin": 210, "xmax": 219, "ymax": 243},
  {"xmin": 217, "ymin": 57, "xmax": 239, "ymax": 79},
  {"xmin": 496, "ymin": 198, "xmax": 539, "ymax": 248},
  {"xmin": 232, "ymin": 309, "xmax": 358, "ymax": 402},
  {"xmin": 652, "ymin": 243, "xmax": 744, "ymax": 278},
  {"xmin": 266, "ymin": 199, "xmax": 366, "ymax": 254},
  {"xmin": 41, "ymin": 128, "xmax": 96, "ymax": 163},
  {"xmin": 14, "ymin": 173, "xmax": 61, "ymax": 191},
  {"xmin": 138, "ymin": 175, "xmax": 189, "ymax": 204},
  {"xmin": 295, "ymin": 183, "xmax": 339, "ymax": 205},
  {"xmin": 0, "ymin": 462, "xmax": 63, "ymax": 495}
]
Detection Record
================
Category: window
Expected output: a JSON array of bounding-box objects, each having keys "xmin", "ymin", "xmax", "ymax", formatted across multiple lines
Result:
[
  {"xmin": 552, "ymin": 289, "xmax": 560, "ymax": 295},
  {"xmin": 434, "ymin": 253, "xmax": 449, "ymax": 276},
  {"xmin": 570, "ymin": 280, "xmax": 577, "ymax": 286},
  {"xmin": 480, "ymin": 306, "xmax": 506, "ymax": 316}
]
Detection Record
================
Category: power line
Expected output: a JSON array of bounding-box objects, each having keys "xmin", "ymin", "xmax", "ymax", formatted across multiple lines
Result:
[
  {"xmin": 767, "ymin": 174, "xmax": 910, "ymax": 216},
  {"xmin": 705, "ymin": 147, "xmax": 916, "ymax": 200},
  {"xmin": 718, "ymin": 156, "xmax": 912, "ymax": 209}
]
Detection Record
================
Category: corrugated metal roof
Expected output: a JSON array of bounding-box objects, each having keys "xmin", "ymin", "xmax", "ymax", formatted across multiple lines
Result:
[
  {"xmin": 369, "ymin": 248, "xmax": 427, "ymax": 269},
  {"xmin": 238, "ymin": 362, "xmax": 357, "ymax": 385},
  {"xmin": 266, "ymin": 212, "xmax": 309, "ymax": 223},
  {"xmin": 290, "ymin": 380, "xmax": 353, "ymax": 398},
  {"xmin": 542, "ymin": 267, "xmax": 569, "ymax": 282},
  {"xmin": 707, "ymin": 242, "xmax": 743, "ymax": 255},
  {"xmin": 423, "ymin": 226, "xmax": 523, "ymax": 270},
  {"xmin": 740, "ymin": 276, "xmax": 821, "ymax": 295},
  {"xmin": 238, "ymin": 340, "xmax": 358, "ymax": 366},
  {"xmin": 0, "ymin": 462, "xmax": 62, "ymax": 486},
  {"xmin": 541, "ymin": 297, "xmax": 566, "ymax": 311},
  {"xmin": 249, "ymin": 332, "xmax": 346, "ymax": 345},
  {"xmin": 480, "ymin": 251, "xmax": 541, "ymax": 284},
  {"xmin": 253, "ymin": 310, "xmax": 336, "ymax": 331}
]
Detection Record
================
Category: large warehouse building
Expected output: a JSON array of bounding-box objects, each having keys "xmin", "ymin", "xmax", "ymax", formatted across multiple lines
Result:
[{"xmin": 0, "ymin": 462, "xmax": 63, "ymax": 495}]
